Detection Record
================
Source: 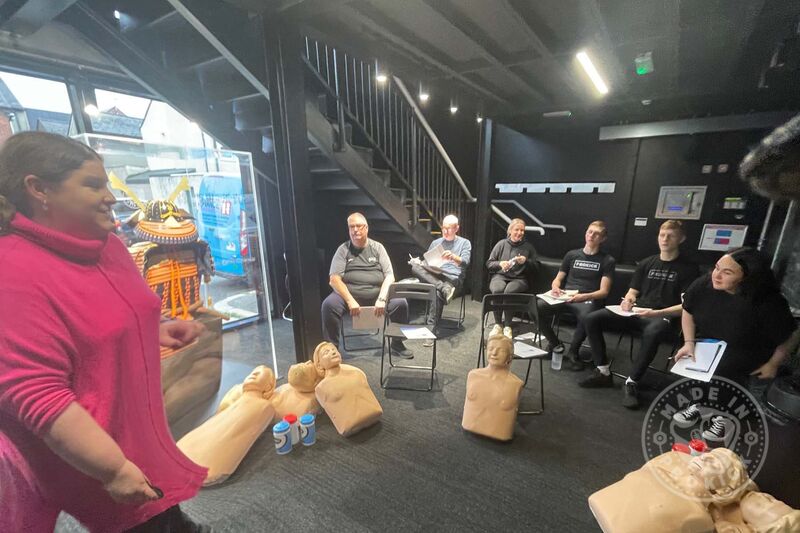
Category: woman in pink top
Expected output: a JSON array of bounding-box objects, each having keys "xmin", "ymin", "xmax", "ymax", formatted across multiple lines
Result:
[{"xmin": 0, "ymin": 132, "xmax": 208, "ymax": 532}]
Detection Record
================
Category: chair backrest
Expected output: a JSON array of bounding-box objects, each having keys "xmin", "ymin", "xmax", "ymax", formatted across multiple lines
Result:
[
  {"xmin": 481, "ymin": 293, "xmax": 537, "ymax": 318},
  {"xmin": 388, "ymin": 282, "xmax": 437, "ymax": 304}
]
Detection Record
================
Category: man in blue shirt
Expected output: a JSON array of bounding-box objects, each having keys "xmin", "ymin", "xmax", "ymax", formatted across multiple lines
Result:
[{"xmin": 410, "ymin": 214, "xmax": 471, "ymax": 336}]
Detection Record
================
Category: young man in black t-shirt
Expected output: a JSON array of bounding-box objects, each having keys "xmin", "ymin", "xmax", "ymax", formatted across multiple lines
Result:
[
  {"xmin": 577, "ymin": 220, "xmax": 699, "ymax": 407},
  {"xmin": 537, "ymin": 221, "xmax": 616, "ymax": 368}
]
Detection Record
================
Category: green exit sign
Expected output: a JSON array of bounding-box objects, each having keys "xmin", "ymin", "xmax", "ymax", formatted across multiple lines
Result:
[{"xmin": 635, "ymin": 52, "xmax": 654, "ymax": 75}]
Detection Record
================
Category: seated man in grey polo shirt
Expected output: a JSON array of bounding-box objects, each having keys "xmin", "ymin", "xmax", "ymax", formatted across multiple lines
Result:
[
  {"xmin": 321, "ymin": 212, "xmax": 413, "ymax": 358},
  {"xmin": 410, "ymin": 214, "xmax": 471, "ymax": 334}
]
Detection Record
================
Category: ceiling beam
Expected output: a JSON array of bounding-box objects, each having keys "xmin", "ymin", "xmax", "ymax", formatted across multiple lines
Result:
[
  {"xmin": 419, "ymin": 0, "xmax": 548, "ymax": 103},
  {"xmin": 496, "ymin": 0, "xmax": 585, "ymax": 100},
  {"xmin": 341, "ymin": 2, "xmax": 510, "ymax": 104},
  {"xmin": 1, "ymin": 0, "xmax": 78, "ymax": 36},
  {"xmin": 278, "ymin": 0, "xmax": 356, "ymax": 21}
]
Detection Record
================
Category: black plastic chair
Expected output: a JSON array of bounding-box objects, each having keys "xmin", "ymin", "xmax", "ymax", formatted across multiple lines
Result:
[
  {"xmin": 477, "ymin": 293, "xmax": 547, "ymax": 415},
  {"xmin": 610, "ymin": 325, "xmax": 682, "ymax": 380},
  {"xmin": 380, "ymin": 282, "xmax": 438, "ymax": 391},
  {"xmin": 340, "ymin": 316, "xmax": 382, "ymax": 352}
]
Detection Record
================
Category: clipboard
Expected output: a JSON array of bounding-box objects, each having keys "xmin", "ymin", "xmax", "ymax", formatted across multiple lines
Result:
[{"xmin": 670, "ymin": 339, "xmax": 727, "ymax": 382}]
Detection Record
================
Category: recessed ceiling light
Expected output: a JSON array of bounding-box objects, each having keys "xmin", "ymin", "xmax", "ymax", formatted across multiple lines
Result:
[
  {"xmin": 113, "ymin": 9, "xmax": 121, "ymax": 20},
  {"xmin": 641, "ymin": 99, "xmax": 652, "ymax": 106},
  {"xmin": 476, "ymin": 115, "xmax": 483, "ymax": 123},
  {"xmin": 376, "ymin": 73, "xmax": 388, "ymax": 83},
  {"xmin": 419, "ymin": 92, "xmax": 429, "ymax": 102},
  {"xmin": 576, "ymin": 50, "xmax": 609, "ymax": 95},
  {"xmin": 449, "ymin": 105, "xmax": 458, "ymax": 114}
]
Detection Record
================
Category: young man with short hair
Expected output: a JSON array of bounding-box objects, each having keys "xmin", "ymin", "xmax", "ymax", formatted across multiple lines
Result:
[
  {"xmin": 578, "ymin": 220, "xmax": 699, "ymax": 407},
  {"xmin": 537, "ymin": 221, "xmax": 615, "ymax": 369}
]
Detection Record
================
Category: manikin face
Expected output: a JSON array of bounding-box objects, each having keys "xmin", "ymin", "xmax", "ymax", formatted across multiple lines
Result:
[
  {"xmin": 741, "ymin": 491, "xmax": 794, "ymax": 526},
  {"xmin": 508, "ymin": 222, "xmax": 525, "ymax": 242},
  {"xmin": 242, "ymin": 365, "xmax": 275, "ymax": 394},
  {"xmin": 288, "ymin": 361, "xmax": 319, "ymax": 392},
  {"xmin": 36, "ymin": 159, "xmax": 117, "ymax": 239},
  {"xmin": 657, "ymin": 228, "xmax": 684, "ymax": 253},
  {"xmin": 687, "ymin": 451, "xmax": 741, "ymax": 494},
  {"xmin": 487, "ymin": 339, "xmax": 512, "ymax": 367},
  {"xmin": 441, "ymin": 220, "xmax": 459, "ymax": 241},
  {"xmin": 348, "ymin": 214, "xmax": 368, "ymax": 248},
  {"xmin": 711, "ymin": 255, "xmax": 745, "ymax": 293},
  {"xmin": 584, "ymin": 224, "xmax": 607, "ymax": 249},
  {"xmin": 317, "ymin": 343, "xmax": 342, "ymax": 370}
]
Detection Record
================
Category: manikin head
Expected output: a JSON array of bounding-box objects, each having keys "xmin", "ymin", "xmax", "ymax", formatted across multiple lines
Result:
[
  {"xmin": 312, "ymin": 341, "xmax": 342, "ymax": 376},
  {"xmin": 0, "ymin": 131, "xmax": 115, "ymax": 239},
  {"xmin": 486, "ymin": 335, "xmax": 513, "ymax": 368},
  {"xmin": 441, "ymin": 214, "xmax": 460, "ymax": 242},
  {"xmin": 507, "ymin": 218, "xmax": 526, "ymax": 243},
  {"xmin": 347, "ymin": 212, "xmax": 369, "ymax": 248},
  {"xmin": 242, "ymin": 365, "xmax": 276, "ymax": 398},
  {"xmin": 657, "ymin": 220, "xmax": 686, "ymax": 254},
  {"xmin": 287, "ymin": 360, "xmax": 321, "ymax": 392},
  {"xmin": 740, "ymin": 491, "xmax": 799, "ymax": 530},
  {"xmin": 584, "ymin": 220, "xmax": 608, "ymax": 250},
  {"xmin": 686, "ymin": 448, "xmax": 752, "ymax": 505}
]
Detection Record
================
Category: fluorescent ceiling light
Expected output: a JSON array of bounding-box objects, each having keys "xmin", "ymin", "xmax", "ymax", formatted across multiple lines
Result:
[
  {"xmin": 542, "ymin": 110, "xmax": 572, "ymax": 118},
  {"xmin": 114, "ymin": 9, "xmax": 121, "ymax": 20},
  {"xmin": 84, "ymin": 104, "xmax": 100, "ymax": 116},
  {"xmin": 576, "ymin": 50, "xmax": 609, "ymax": 95}
]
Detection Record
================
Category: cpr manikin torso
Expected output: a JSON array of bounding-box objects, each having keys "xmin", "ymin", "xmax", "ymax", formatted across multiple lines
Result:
[
  {"xmin": 272, "ymin": 360, "xmax": 322, "ymax": 421},
  {"xmin": 462, "ymin": 335, "xmax": 523, "ymax": 441},
  {"xmin": 312, "ymin": 342, "xmax": 382, "ymax": 436},
  {"xmin": 588, "ymin": 448, "xmax": 758, "ymax": 533},
  {"xmin": 177, "ymin": 365, "xmax": 276, "ymax": 486}
]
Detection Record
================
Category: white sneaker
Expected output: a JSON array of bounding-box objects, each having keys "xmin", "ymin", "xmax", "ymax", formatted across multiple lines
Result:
[
  {"xmin": 489, "ymin": 324, "xmax": 502, "ymax": 337},
  {"xmin": 503, "ymin": 326, "xmax": 513, "ymax": 339},
  {"xmin": 673, "ymin": 403, "xmax": 701, "ymax": 428},
  {"xmin": 444, "ymin": 284, "xmax": 456, "ymax": 303},
  {"xmin": 703, "ymin": 416, "xmax": 733, "ymax": 443}
]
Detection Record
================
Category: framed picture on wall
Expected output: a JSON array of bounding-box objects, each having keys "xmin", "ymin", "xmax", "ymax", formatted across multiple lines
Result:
[
  {"xmin": 698, "ymin": 224, "xmax": 748, "ymax": 251},
  {"xmin": 654, "ymin": 185, "xmax": 707, "ymax": 220}
]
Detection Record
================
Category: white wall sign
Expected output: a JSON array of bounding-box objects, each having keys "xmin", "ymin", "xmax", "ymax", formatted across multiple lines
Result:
[
  {"xmin": 698, "ymin": 224, "xmax": 748, "ymax": 251},
  {"xmin": 495, "ymin": 182, "xmax": 616, "ymax": 194},
  {"xmin": 634, "ymin": 217, "xmax": 648, "ymax": 227}
]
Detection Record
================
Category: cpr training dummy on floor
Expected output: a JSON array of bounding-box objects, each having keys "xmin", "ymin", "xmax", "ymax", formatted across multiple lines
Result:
[
  {"xmin": 272, "ymin": 360, "xmax": 323, "ymax": 421},
  {"xmin": 461, "ymin": 335, "xmax": 523, "ymax": 441},
  {"xmin": 588, "ymin": 447, "xmax": 800, "ymax": 533},
  {"xmin": 312, "ymin": 341, "xmax": 383, "ymax": 436},
  {"xmin": 177, "ymin": 365, "xmax": 276, "ymax": 486}
]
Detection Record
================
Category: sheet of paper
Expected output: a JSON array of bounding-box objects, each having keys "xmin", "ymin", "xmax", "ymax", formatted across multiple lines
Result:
[
  {"xmin": 513, "ymin": 341, "xmax": 548, "ymax": 359},
  {"xmin": 513, "ymin": 332, "xmax": 542, "ymax": 342},
  {"xmin": 400, "ymin": 326, "xmax": 435, "ymax": 339},
  {"xmin": 424, "ymin": 244, "xmax": 447, "ymax": 268},
  {"xmin": 536, "ymin": 290, "xmax": 577, "ymax": 306},
  {"xmin": 606, "ymin": 305, "xmax": 653, "ymax": 317},
  {"xmin": 352, "ymin": 307, "xmax": 384, "ymax": 330},
  {"xmin": 670, "ymin": 340, "xmax": 727, "ymax": 382}
]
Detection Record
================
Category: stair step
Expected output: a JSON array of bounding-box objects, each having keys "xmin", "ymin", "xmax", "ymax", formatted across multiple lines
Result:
[
  {"xmin": 312, "ymin": 174, "xmax": 359, "ymax": 191},
  {"xmin": 233, "ymin": 96, "xmax": 272, "ymax": 131},
  {"xmin": 337, "ymin": 191, "xmax": 376, "ymax": 206},
  {"xmin": 389, "ymin": 187, "xmax": 407, "ymax": 204},
  {"xmin": 372, "ymin": 168, "xmax": 391, "ymax": 187},
  {"xmin": 368, "ymin": 220, "xmax": 403, "ymax": 233}
]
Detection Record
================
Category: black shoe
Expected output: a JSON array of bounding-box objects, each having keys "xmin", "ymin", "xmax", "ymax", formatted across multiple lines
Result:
[
  {"xmin": 702, "ymin": 415, "xmax": 733, "ymax": 443},
  {"xmin": 622, "ymin": 381, "xmax": 640, "ymax": 409},
  {"xmin": 579, "ymin": 369, "xmax": 614, "ymax": 388},
  {"xmin": 547, "ymin": 342, "xmax": 565, "ymax": 354},
  {"xmin": 564, "ymin": 356, "xmax": 584, "ymax": 371},
  {"xmin": 390, "ymin": 340, "xmax": 414, "ymax": 359}
]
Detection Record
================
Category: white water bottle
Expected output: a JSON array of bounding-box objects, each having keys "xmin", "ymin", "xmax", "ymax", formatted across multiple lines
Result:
[{"xmin": 551, "ymin": 350, "xmax": 563, "ymax": 371}]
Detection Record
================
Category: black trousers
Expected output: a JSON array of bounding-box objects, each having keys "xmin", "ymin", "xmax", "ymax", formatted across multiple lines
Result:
[
  {"xmin": 126, "ymin": 505, "xmax": 209, "ymax": 533},
  {"xmin": 488, "ymin": 275, "xmax": 529, "ymax": 326},
  {"xmin": 321, "ymin": 292, "xmax": 408, "ymax": 347},
  {"xmin": 410, "ymin": 264, "xmax": 461, "ymax": 327},
  {"xmin": 584, "ymin": 308, "xmax": 675, "ymax": 381},
  {"xmin": 536, "ymin": 299, "xmax": 603, "ymax": 355}
]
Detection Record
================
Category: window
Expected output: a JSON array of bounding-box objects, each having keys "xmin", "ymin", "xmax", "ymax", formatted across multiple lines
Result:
[{"xmin": 0, "ymin": 71, "xmax": 74, "ymax": 142}]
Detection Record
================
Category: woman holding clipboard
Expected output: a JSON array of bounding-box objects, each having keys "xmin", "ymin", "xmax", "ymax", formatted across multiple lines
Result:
[{"xmin": 672, "ymin": 248, "xmax": 796, "ymax": 440}]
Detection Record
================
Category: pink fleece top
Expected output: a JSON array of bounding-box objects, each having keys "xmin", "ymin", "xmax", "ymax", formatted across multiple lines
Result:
[{"xmin": 0, "ymin": 214, "xmax": 206, "ymax": 531}]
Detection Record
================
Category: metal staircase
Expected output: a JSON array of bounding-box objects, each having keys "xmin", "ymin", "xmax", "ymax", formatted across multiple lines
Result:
[{"xmin": 60, "ymin": 0, "xmax": 474, "ymax": 258}]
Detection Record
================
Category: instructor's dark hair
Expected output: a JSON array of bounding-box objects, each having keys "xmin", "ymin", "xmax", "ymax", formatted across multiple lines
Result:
[
  {"xmin": 0, "ymin": 131, "xmax": 101, "ymax": 234},
  {"xmin": 739, "ymin": 113, "xmax": 800, "ymax": 200}
]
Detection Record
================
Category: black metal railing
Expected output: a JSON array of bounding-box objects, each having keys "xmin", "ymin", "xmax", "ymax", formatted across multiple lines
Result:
[{"xmin": 302, "ymin": 37, "xmax": 475, "ymax": 240}]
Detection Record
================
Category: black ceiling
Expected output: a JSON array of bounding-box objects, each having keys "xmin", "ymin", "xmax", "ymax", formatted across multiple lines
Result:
[{"xmin": 244, "ymin": 0, "xmax": 800, "ymax": 129}]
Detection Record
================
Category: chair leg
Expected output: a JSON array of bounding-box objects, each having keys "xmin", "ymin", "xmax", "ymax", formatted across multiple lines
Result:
[{"xmin": 519, "ymin": 358, "xmax": 544, "ymax": 416}]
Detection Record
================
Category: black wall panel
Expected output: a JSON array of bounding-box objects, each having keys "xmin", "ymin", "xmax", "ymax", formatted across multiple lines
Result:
[{"xmin": 490, "ymin": 123, "xmax": 772, "ymax": 267}]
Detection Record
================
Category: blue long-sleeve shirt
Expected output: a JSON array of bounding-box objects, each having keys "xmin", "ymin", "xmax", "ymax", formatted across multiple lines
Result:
[{"xmin": 428, "ymin": 235, "xmax": 471, "ymax": 281}]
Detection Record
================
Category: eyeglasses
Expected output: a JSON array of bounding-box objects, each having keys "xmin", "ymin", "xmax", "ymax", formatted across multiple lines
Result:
[{"xmin": 348, "ymin": 224, "xmax": 367, "ymax": 230}]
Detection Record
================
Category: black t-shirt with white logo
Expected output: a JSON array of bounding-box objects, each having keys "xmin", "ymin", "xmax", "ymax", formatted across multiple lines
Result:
[
  {"xmin": 560, "ymin": 249, "xmax": 616, "ymax": 294},
  {"xmin": 630, "ymin": 254, "xmax": 699, "ymax": 309}
]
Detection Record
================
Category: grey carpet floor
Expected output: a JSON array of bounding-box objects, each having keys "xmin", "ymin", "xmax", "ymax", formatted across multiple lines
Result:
[{"xmin": 54, "ymin": 300, "xmax": 798, "ymax": 531}]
